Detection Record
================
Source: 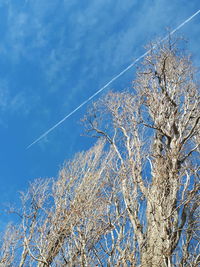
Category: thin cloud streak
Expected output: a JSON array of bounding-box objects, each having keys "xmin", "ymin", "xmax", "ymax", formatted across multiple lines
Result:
[{"xmin": 27, "ymin": 9, "xmax": 200, "ymax": 149}]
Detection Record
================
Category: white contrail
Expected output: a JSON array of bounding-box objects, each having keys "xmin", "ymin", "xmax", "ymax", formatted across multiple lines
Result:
[{"xmin": 27, "ymin": 9, "xmax": 200, "ymax": 149}]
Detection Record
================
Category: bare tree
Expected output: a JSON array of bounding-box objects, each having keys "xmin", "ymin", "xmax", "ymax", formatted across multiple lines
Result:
[
  {"xmin": 1, "ymin": 141, "xmax": 116, "ymax": 266},
  {"xmin": 82, "ymin": 38, "xmax": 200, "ymax": 266},
  {"xmin": 0, "ymin": 38, "xmax": 199, "ymax": 266}
]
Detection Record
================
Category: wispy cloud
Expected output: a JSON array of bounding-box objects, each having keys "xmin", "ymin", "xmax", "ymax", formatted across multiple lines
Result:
[
  {"xmin": 0, "ymin": 83, "xmax": 34, "ymax": 118},
  {"xmin": 0, "ymin": 80, "xmax": 9, "ymax": 112}
]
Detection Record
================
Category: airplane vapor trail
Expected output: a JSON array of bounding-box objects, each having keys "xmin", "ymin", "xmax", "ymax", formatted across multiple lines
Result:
[{"xmin": 27, "ymin": 9, "xmax": 200, "ymax": 149}]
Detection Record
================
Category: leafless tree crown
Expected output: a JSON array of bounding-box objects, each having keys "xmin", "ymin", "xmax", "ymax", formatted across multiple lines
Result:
[{"xmin": 1, "ymin": 38, "xmax": 199, "ymax": 267}]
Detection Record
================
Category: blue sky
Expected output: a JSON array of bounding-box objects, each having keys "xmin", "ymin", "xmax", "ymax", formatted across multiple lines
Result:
[{"xmin": 0, "ymin": 0, "xmax": 200, "ymax": 227}]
